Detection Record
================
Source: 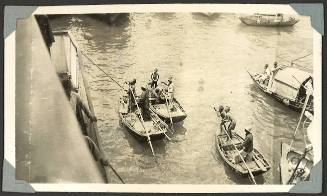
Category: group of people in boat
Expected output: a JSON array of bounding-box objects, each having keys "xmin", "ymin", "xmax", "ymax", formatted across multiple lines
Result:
[
  {"xmin": 215, "ymin": 105, "xmax": 254, "ymax": 163},
  {"xmin": 124, "ymin": 68, "xmax": 175, "ymax": 120},
  {"xmin": 258, "ymin": 61, "xmax": 282, "ymax": 92}
]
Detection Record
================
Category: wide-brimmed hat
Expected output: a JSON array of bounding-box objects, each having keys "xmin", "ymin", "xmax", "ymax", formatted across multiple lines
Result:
[{"xmin": 245, "ymin": 127, "xmax": 253, "ymax": 133}]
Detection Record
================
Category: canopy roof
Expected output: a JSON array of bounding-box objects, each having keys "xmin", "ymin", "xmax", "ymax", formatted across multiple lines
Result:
[{"xmin": 274, "ymin": 67, "xmax": 312, "ymax": 90}]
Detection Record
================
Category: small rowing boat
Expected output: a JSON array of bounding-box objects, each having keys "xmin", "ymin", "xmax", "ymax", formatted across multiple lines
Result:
[
  {"xmin": 239, "ymin": 13, "xmax": 299, "ymax": 27},
  {"xmin": 150, "ymin": 98, "xmax": 187, "ymax": 123},
  {"xmin": 216, "ymin": 124, "xmax": 271, "ymax": 177},
  {"xmin": 118, "ymin": 95, "xmax": 169, "ymax": 141},
  {"xmin": 280, "ymin": 143, "xmax": 313, "ymax": 184},
  {"xmin": 247, "ymin": 68, "xmax": 314, "ymax": 113}
]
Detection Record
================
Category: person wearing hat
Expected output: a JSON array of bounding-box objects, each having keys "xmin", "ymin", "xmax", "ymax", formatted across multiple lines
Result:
[
  {"xmin": 259, "ymin": 64, "xmax": 271, "ymax": 85},
  {"xmin": 267, "ymin": 61, "xmax": 281, "ymax": 92},
  {"xmin": 161, "ymin": 77, "xmax": 175, "ymax": 111},
  {"xmin": 234, "ymin": 127, "xmax": 254, "ymax": 163},
  {"xmin": 150, "ymin": 68, "xmax": 160, "ymax": 88},
  {"xmin": 125, "ymin": 79, "xmax": 137, "ymax": 112}
]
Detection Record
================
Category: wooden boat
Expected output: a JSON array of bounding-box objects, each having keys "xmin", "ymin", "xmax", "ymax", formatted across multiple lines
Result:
[
  {"xmin": 247, "ymin": 67, "xmax": 313, "ymax": 113},
  {"xmin": 216, "ymin": 124, "xmax": 271, "ymax": 177},
  {"xmin": 239, "ymin": 13, "xmax": 299, "ymax": 26},
  {"xmin": 149, "ymin": 98, "xmax": 187, "ymax": 123},
  {"xmin": 280, "ymin": 142, "xmax": 313, "ymax": 184},
  {"xmin": 118, "ymin": 95, "xmax": 169, "ymax": 141}
]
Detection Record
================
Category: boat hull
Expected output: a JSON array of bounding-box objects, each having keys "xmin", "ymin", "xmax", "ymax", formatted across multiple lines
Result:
[
  {"xmin": 216, "ymin": 124, "xmax": 271, "ymax": 177},
  {"xmin": 118, "ymin": 97, "xmax": 168, "ymax": 142},
  {"xmin": 247, "ymin": 71, "xmax": 314, "ymax": 113},
  {"xmin": 239, "ymin": 16, "xmax": 299, "ymax": 27},
  {"xmin": 150, "ymin": 99, "xmax": 187, "ymax": 123},
  {"xmin": 280, "ymin": 142, "xmax": 313, "ymax": 185}
]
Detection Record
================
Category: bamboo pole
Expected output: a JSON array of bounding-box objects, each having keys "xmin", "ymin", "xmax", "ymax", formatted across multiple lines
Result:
[
  {"xmin": 164, "ymin": 95, "xmax": 175, "ymax": 132},
  {"xmin": 214, "ymin": 108, "xmax": 257, "ymax": 184},
  {"xmin": 130, "ymin": 90, "xmax": 156, "ymax": 157}
]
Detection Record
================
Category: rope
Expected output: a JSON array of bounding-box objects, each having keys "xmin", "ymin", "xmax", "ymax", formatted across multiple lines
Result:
[
  {"xmin": 81, "ymin": 51, "xmax": 124, "ymax": 89},
  {"xmin": 130, "ymin": 89, "xmax": 156, "ymax": 157},
  {"xmin": 84, "ymin": 136, "xmax": 125, "ymax": 184}
]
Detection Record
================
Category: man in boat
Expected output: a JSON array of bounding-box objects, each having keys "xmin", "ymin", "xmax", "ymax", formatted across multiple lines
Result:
[
  {"xmin": 267, "ymin": 61, "xmax": 281, "ymax": 92},
  {"xmin": 150, "ymin": 68, "xmax": 160, "ymax": 88},
  {"xmin": 125, "ymin": 79, "xmax": 137, "ymax": 112},
  {"xmin": 234, "ymin": 127, "xmax": 254, "ymax": 163},
  {"xmin": 139, "ymin": 85, "xmax": 151, "ymax": 120},
  {"xmin": 161, "ymin": 77, "xmax": 175, "ymax": 111},
  {"xmin": 259, "ymin": 64, "xmax": 271, "ymax": 86},
  {"xmin": 220, "ymin": 112, "xmax": 236, "ymax": 140}
]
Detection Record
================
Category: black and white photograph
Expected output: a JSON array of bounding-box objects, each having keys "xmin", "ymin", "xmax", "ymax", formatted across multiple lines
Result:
[{"xmin": 3, "ymin": 4, "xmax": 323, "ymax": 193}]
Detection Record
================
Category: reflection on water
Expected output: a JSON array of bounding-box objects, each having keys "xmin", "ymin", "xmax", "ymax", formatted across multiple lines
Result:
[{"xmin": 50, "ymin": 13, "xmax": 313, "ymax": 184}]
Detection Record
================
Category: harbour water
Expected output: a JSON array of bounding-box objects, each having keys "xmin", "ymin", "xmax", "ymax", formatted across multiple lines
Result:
[{"xmin": 50, "ymin": 13, "xmax": 313, "ymax": 184}]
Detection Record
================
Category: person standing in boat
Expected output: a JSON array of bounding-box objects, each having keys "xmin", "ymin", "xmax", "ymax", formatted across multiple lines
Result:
[
  {"xmin": 150, "ymin": 68, "xmax": 160, "ymax": 88},
  {"xmin": 162, "ymin": 77, "xmax": 175, "ymax": 111},
  {"xmin": 234, "ymin": 127, "xmax": 254, "ymax": 163},
  {"xmin": 125, "ymin": 79, "xmax": 137, "ymax": 112},
  {"xmin": 259, "ymin": 64, "xmax": 271, "ymax": 85},
  {"xmin": 220, "ymin": 112, "xmax": 236, "ymax": 140},
  {"xmin": 267, "ymin": 61, "xmax": 281, "ymax": 92},
  {"xmin": 139, "ymin": 86, "xmax": 151, "ymax": 120}
]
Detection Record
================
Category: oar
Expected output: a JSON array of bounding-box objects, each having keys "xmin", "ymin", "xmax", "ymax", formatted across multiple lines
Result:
[
  {"xmin": 130, "ymin": 89, "xmax": 156, "ymax": 157},
  {"xmin": 149, "ymin": 112, "xmax": 171, "ymax": 141},
  {"xmin": 252, "ymin": 154, "xmax": 267, "ymax": 172},
  {"xmin": 223, "ymin": 124, "xmax": 257, "ymax": 184},
  {"xmin": 216, "ymin": 111, "xmax": 257, "ymax": 184},
  {"xmin": 164, "ymin": 95, "xmax": 175, "ymax": 132}
]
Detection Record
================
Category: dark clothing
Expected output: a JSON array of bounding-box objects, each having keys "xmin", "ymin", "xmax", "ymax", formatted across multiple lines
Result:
[
  {"xmin": 151, "ymin": 72, "xmax": 159, "ymax": 88},
  {"xmin": 127, "ymin": 84, "xmax": 136, "ymax": 112},
  {"xmin": 240, "ymin": 132, "xmax": 253, "ymax": 153},
  {"xmin": 70, "ymin": 92, "xmax": 93, "ymax": 135},
  {"xmin": 139, "ymin": 89, "xmax": 151, "ymax": 120}
]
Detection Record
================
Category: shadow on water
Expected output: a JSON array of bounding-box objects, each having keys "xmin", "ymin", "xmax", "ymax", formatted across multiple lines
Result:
[
  {"xmin": 191, "ymin": 13, "xmax": 221, "ymax": 25},
  {"xmin": 151, "ymin": 12, "xmax": 177, "ymax": 21}
]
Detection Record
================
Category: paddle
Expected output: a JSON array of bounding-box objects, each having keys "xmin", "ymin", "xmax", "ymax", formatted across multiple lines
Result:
[
  {"xmin": 130, "ymin": 89, "xmax": 156, "ymax": 157},
  {"xmin": 164, "ymin": 95, "xmax": 175, "ymax": 132},
  {"xmin": 217, "ymin": 113, "xmax": 257, "ymax": 185}
]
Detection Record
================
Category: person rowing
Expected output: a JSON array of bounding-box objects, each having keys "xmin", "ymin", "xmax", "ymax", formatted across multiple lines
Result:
[
  {"xmin": 233, "ymin": 127, "xmax": 254, "ymax": 163},
  {"xmin": 161, "ymin": 76, "xmax": 175, "ymax": 111}
]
